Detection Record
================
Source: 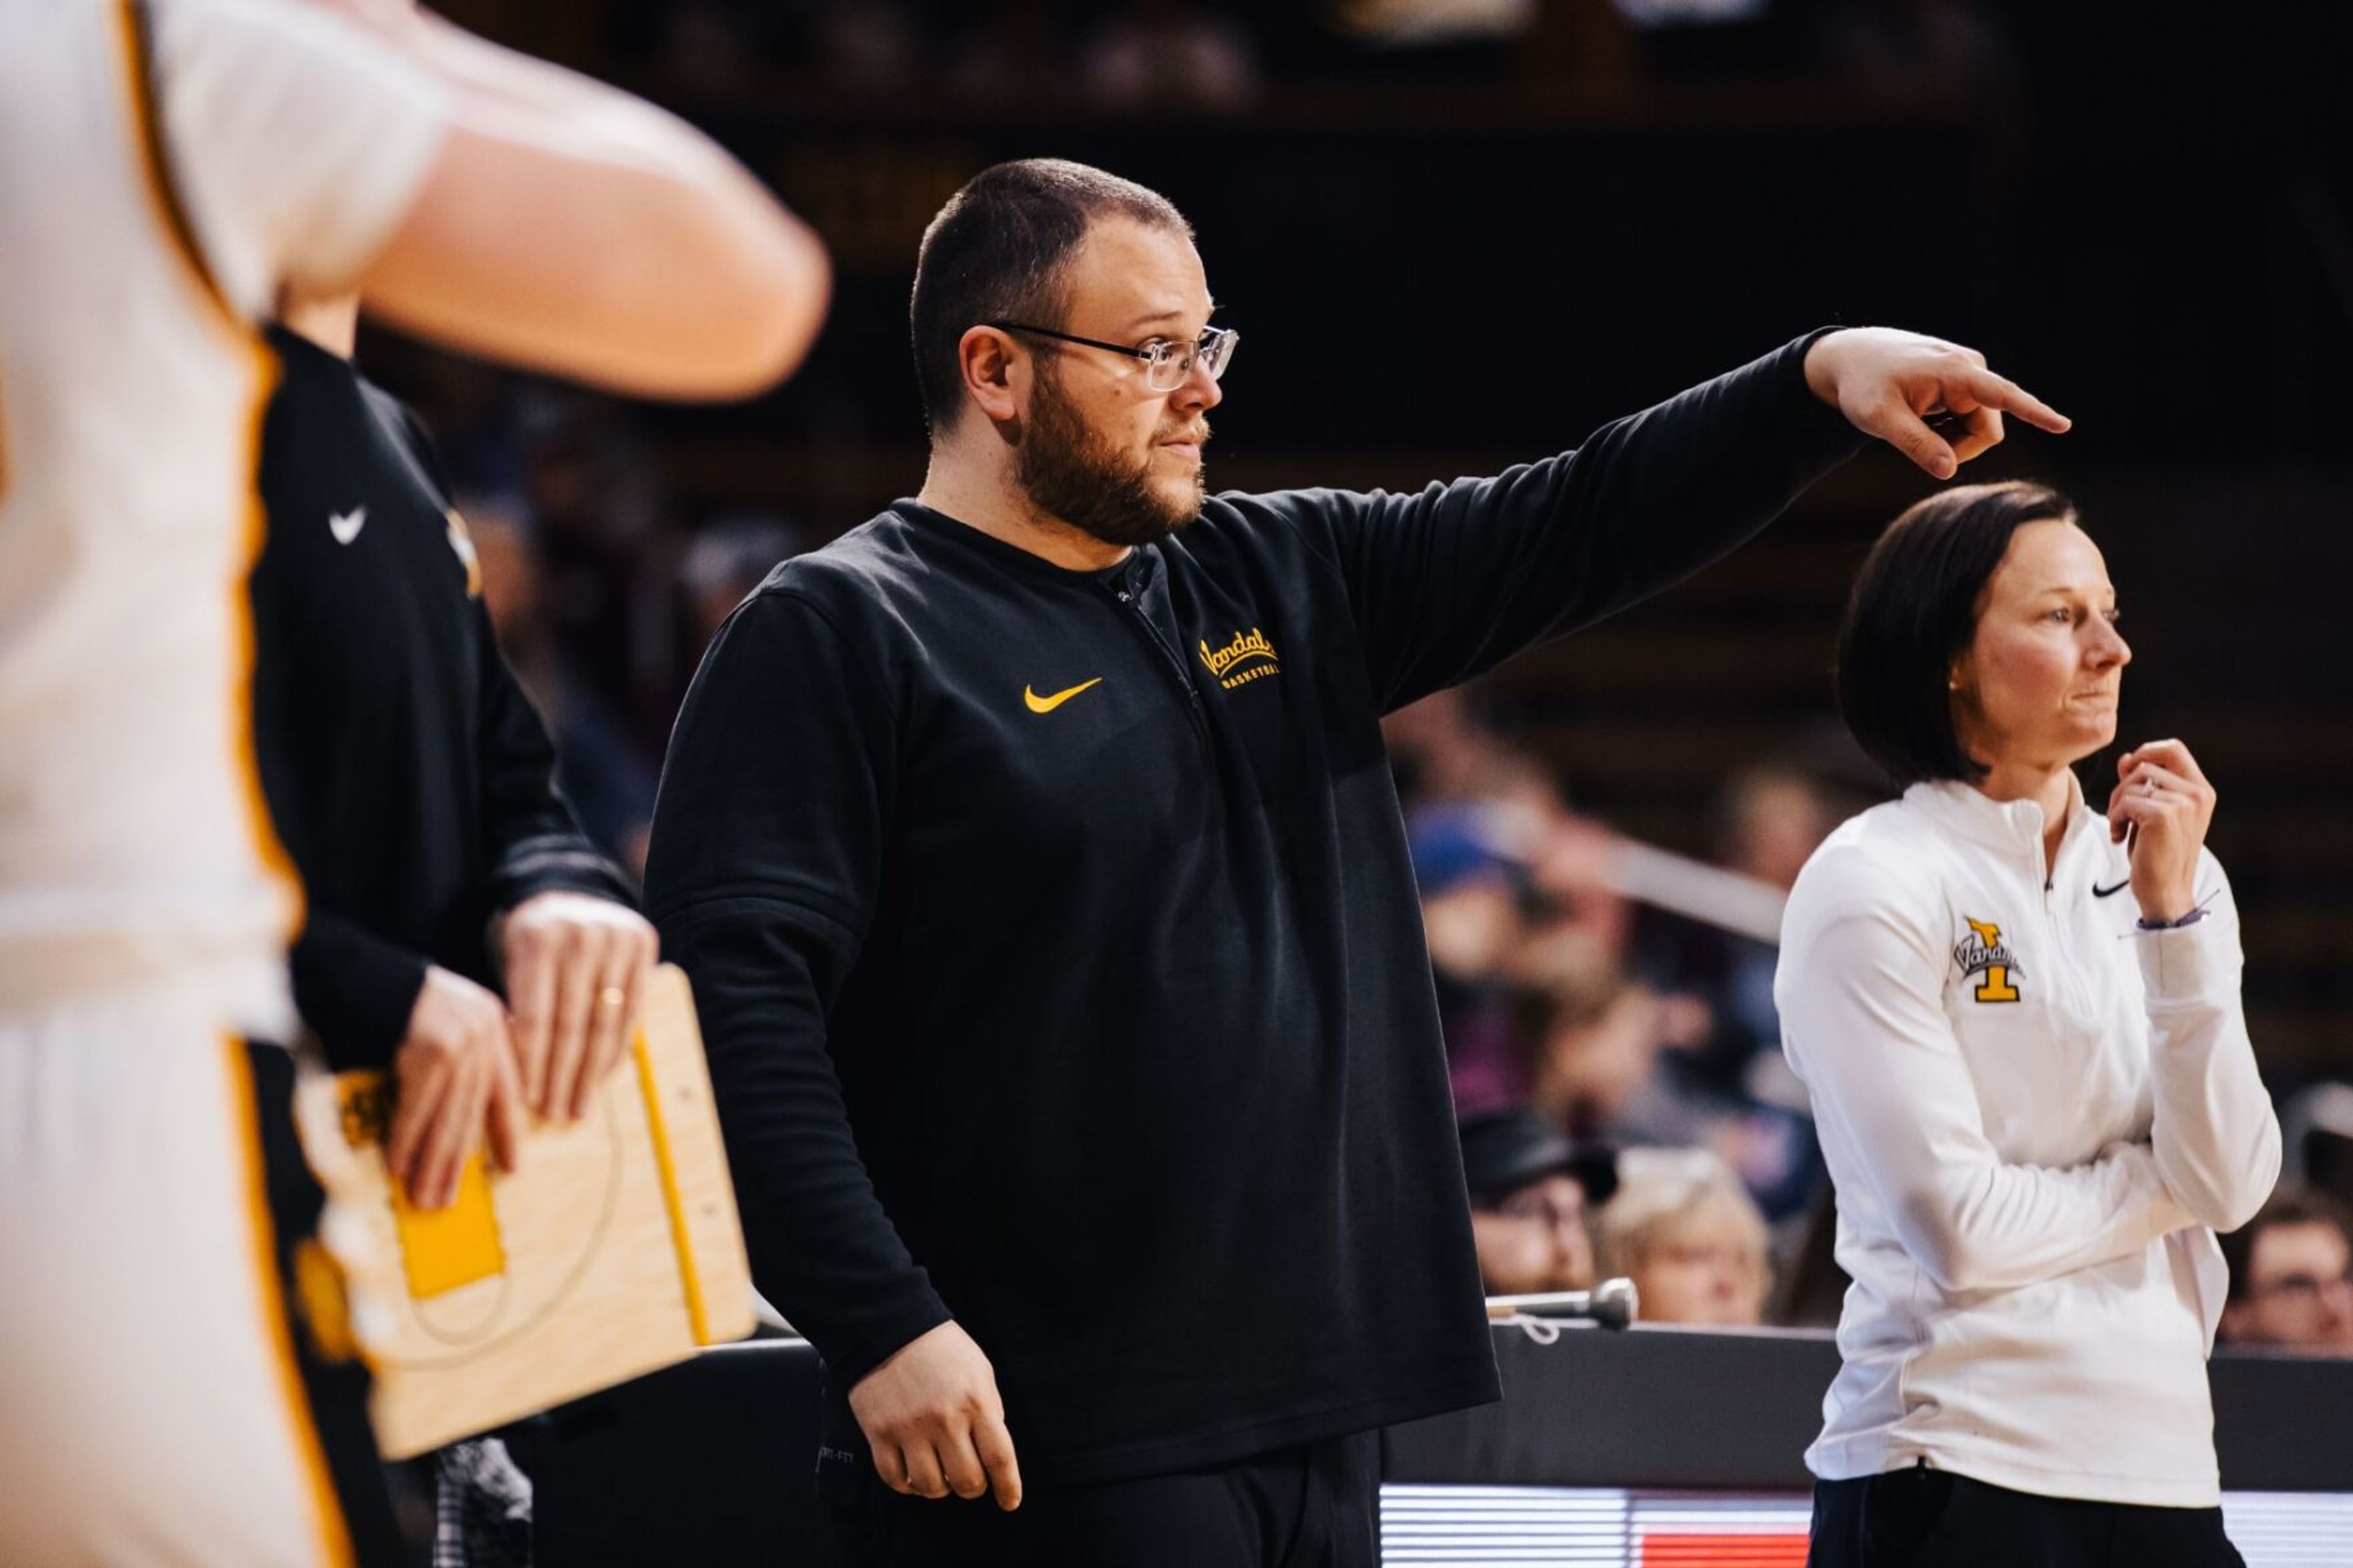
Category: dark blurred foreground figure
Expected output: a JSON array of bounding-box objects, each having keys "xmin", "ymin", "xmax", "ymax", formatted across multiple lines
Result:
[
  {"xmin": 1782, "ymin": 483, "xmax": 2276, "ymax": 1567},
  {"xmin": 2218, "ymin": 1185, "xmax": 2353, "ymax": 1354},
  {"xmin": 646, "ymin": 156, "xmax": 2069, "ymax": 1566},
  {"xmin": 254, "ymin": 295, "xmax": 664, "ymax": 1561},
  {"xmin": 255, "ymin": 308, "xmax": 657, "ymax": 1191}
]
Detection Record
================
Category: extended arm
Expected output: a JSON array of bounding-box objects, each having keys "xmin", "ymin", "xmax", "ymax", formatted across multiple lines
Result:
[
  {"xmin": 160, "ymin": 0, "xmax": 827, "ymax": 400},
  {"xmin": 1265, "ymin": 327, "xmax": 2064, "ymax": 712}
]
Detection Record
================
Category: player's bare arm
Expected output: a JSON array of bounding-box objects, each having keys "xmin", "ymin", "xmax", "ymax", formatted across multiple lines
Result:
[{"xmin": 300, "ymin": 0, "xmax": 830, "ymax": 401}]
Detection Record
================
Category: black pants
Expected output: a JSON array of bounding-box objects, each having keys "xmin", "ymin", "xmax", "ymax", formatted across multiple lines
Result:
[
  {"xmin": 824, "ymin": 1431, "xmax": 1380, "ymax": 1568},
  {"xmin": 1809, "ymin": 1464, "xmax": 2246, "ymax": 1568}
]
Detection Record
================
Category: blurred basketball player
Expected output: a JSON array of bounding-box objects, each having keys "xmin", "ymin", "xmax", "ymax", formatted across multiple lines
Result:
[{"xmin": 0, "ymin": 1, "xmax": 826, "ymax": 1561}]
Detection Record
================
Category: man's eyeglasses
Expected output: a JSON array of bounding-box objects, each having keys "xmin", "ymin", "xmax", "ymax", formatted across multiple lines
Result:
[{"xmin": 987, "ymin": 320, "xmax": 1238, "ymax": 393}]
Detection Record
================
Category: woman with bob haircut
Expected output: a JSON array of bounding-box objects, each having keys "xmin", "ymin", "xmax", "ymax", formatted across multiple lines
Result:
[{"xmin": 1776, "ymin": 480, "xmax": 2279, "ymax": 1566}]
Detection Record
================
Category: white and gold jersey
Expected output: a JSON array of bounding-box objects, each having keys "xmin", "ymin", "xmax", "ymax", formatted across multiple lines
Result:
[{"xmin": 0, "ymin": 0, "xmax": 446, "ymax": 1037}]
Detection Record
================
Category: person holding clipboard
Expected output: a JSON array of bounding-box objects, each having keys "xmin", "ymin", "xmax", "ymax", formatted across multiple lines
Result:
[{"xmin": 1778, "ymin": 480, "xmax": 2279, "ymax": 1567}]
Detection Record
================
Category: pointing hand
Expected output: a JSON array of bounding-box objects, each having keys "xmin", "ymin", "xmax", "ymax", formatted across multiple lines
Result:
[{"xmin": 1803, "ymin": 327, "xmax": 2070, "ymax": 480}]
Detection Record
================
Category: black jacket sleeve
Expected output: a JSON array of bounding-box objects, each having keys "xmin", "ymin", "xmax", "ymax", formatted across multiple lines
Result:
[
  {"xmin": 378, "ymin": 398, "xmax": 632, "ymax": 917},
  {"xmin": 290, "ymin": 909, "xmax": 429, "ymax": 1072},
  {"xmin": 643, "ymin": 588, "xmax": 952, "ymax": 1387},
  {"xmin": 1260, "ymin": 330, "xmax": 1865, "ymax": 713},
  {"xmin": 471, "ymin": 597, "xmax": 635, "ymax": 915}
]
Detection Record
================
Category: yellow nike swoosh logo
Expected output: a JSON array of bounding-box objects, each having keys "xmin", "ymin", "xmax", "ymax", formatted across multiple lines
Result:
[{"xmin": 1024, "ymin": 678, "xmax": 1103, "ymax": 714}]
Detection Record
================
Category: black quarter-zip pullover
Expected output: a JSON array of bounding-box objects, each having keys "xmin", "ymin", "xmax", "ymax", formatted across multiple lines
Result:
[
  {"xmin": 251, "ymin": 326, "xmax": 630, "ymax": 1067},
  {"xmin": 644, "ymin": 333, "xmax": 1863, "ymax": 1487}
]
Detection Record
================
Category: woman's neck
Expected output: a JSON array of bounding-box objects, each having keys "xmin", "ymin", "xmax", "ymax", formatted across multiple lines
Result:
[{"xmin": 1969, "ymin": 757, "xmax": 2076, "ymax": 873}]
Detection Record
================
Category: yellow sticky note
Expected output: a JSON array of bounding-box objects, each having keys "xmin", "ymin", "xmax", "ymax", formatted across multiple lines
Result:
[{"xmin": 390, "ymin": 1153, "xmax": 506, "ymax": 1299}]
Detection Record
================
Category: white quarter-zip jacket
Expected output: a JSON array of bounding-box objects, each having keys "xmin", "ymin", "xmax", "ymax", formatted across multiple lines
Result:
[{"xmin": 1776, "ymin": 775, "xmax": 2281, "ymax": 1507}]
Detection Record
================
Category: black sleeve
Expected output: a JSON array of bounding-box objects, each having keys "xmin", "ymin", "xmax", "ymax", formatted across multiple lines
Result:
[
  {"xmin": 1265, "ymin": 331, "xmax": 1865, "ymax": 713},
  {"xmin": 289, "ymin": 909, "xmax": 429, "ymax": 1072},
  {"xmin": 642, "ymin": 589, "xmax": 952, "ymax": 1388},
  {"xmin": 382, "ymin": 392, "xmax": 633, "ymax": 917},
  {"xmin": 471, "ymin": 597, "xmax": 635, "ymax": 914}
]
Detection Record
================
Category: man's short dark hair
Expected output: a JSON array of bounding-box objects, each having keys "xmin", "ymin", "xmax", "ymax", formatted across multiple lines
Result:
[
  {"xmin": 2220, "ymin": 1184, "xmax": 2353, "ymax": 1303},
  {"xmin": 909, "ymin": 159, "xmax": 1191, "ymax": 434},
  {"xmin": 1833, "ymin": 480, "xmax": 2079, "ymax": 787}
]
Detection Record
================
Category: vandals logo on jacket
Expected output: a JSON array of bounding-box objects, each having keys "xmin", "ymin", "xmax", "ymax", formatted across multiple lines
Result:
[
  {"xmin": 1198, "ymin": 627, "xmax": 1280, "ymax": 690},
  {"xmin": 1953, "ymin": 917, "xmax": 2022, "ymax": 1004}
]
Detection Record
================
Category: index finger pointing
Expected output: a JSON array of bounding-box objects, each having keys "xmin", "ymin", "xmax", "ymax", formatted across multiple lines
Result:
[
  {"xmin": 972, "ymin": 1412, "xmax": 1023, "ymax": 1512},
  {"xmin": 1958, "ymin": 366, "xmax": 2071, "ymax": 434}
]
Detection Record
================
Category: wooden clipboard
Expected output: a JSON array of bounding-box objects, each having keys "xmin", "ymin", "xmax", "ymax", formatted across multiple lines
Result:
[{"xmin": 295, "ymin": 963, "xmax": 754, "ymax": 1459}]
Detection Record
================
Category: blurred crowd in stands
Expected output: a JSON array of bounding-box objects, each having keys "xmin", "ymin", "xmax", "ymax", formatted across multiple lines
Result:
[
  {"xmin": 1388, "ymin": 684, "xmax": 1843, "ymax": 1329},
  {"xmin": 1390, "ymin": 685, "xmax": 2353, "ymax": 1352},
  {"xmin": 591, "ymin": 0, "xmax": 2021, "ymax": 110}
]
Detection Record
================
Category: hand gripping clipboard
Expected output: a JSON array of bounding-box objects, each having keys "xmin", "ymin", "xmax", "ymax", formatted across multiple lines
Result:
[{"xmin": 295, "ymin": 963, "xmax": 754, "ymax": 1459}]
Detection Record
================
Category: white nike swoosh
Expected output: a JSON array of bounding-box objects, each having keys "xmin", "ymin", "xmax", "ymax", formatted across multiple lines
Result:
[{"xmin": 328, "ymin": 506, "xmax": 367, "ymax": 545}]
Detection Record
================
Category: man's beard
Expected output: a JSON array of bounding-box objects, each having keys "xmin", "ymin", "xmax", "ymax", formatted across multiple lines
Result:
[{"xmin": 1014, "ymin": 368, "xmax": 1205, "ymax": 548}]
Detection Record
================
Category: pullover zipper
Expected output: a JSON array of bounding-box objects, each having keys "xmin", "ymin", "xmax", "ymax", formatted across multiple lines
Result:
[{"xmin": 1107, "ymin": 572, "xmax": 1211, "ymax": 743}]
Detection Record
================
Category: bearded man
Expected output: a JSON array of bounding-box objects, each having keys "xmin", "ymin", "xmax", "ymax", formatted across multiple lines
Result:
[{"xmin": 643, "ymin": 158, "xmax": 2068, "ymax": 1567}]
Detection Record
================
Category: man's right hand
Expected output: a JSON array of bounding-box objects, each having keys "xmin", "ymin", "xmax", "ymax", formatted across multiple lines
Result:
[
  {"xmin": 386, "ymin": 965, "xmax": 525, "ymax": 1209},
  {"xmin": 847, "ymin": 1320, "xmax": 1024, "ymax": 1512},
  {"xmin": 1801, "ymin": 327, "xmax": 2071, "ymax": 480}
]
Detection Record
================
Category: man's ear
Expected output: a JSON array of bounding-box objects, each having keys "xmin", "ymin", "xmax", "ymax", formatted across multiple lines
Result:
[{"xmin": 958, "ymin": 325, "xmax": 1023, "ymax": 426}]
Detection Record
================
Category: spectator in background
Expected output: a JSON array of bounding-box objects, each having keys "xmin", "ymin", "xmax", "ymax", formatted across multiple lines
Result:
[
  {"xmin": 1459, "ymin": 1107, "xmax": 1619, "ymax": 1296},
  {"xmin": 1383, "ymin": 684, "xmax": 1550, "ymax": 811},
  {"xmin": 1386, "ymin": 687, "xmax": 1632, "ymax": 1114},
  {"xmin": 512, "ymin": 387, "xmax": 671, "ymax": 749},
  {"xmin": 681, "ymin": 510, "xmax": 815, "ymax": 651},
  {"xmin": 1635, "ymin": 761, "xmax": 1849, "ymax": 1219},
  {"xmin": 1631, "ymin": 763, "xmax": 1841, "ymax": 1094},
  {"xmin": 1526, "ymin": 966, "xmax": 1713, "ymax": 1147},
  {"xmin": 2218, "ymin": 1187, "xmax": 2353, "ymax": 1354},
  {"xmin": 468, "ymin": 494, "xmax": 661, "ymax": 874},
  {"xmin": 1597, "ymin": 1149, "xmax": 1772, "ymax": 1326},
  {"xmin": 1078, "ymin": 0, "xmax": 1262, "ymax": 110}
]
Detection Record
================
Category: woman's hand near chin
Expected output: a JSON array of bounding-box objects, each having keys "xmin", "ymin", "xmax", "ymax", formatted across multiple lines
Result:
[{"xmin": 2106, "ymin": 739, "xmax": 2216, "ymax": 924}]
